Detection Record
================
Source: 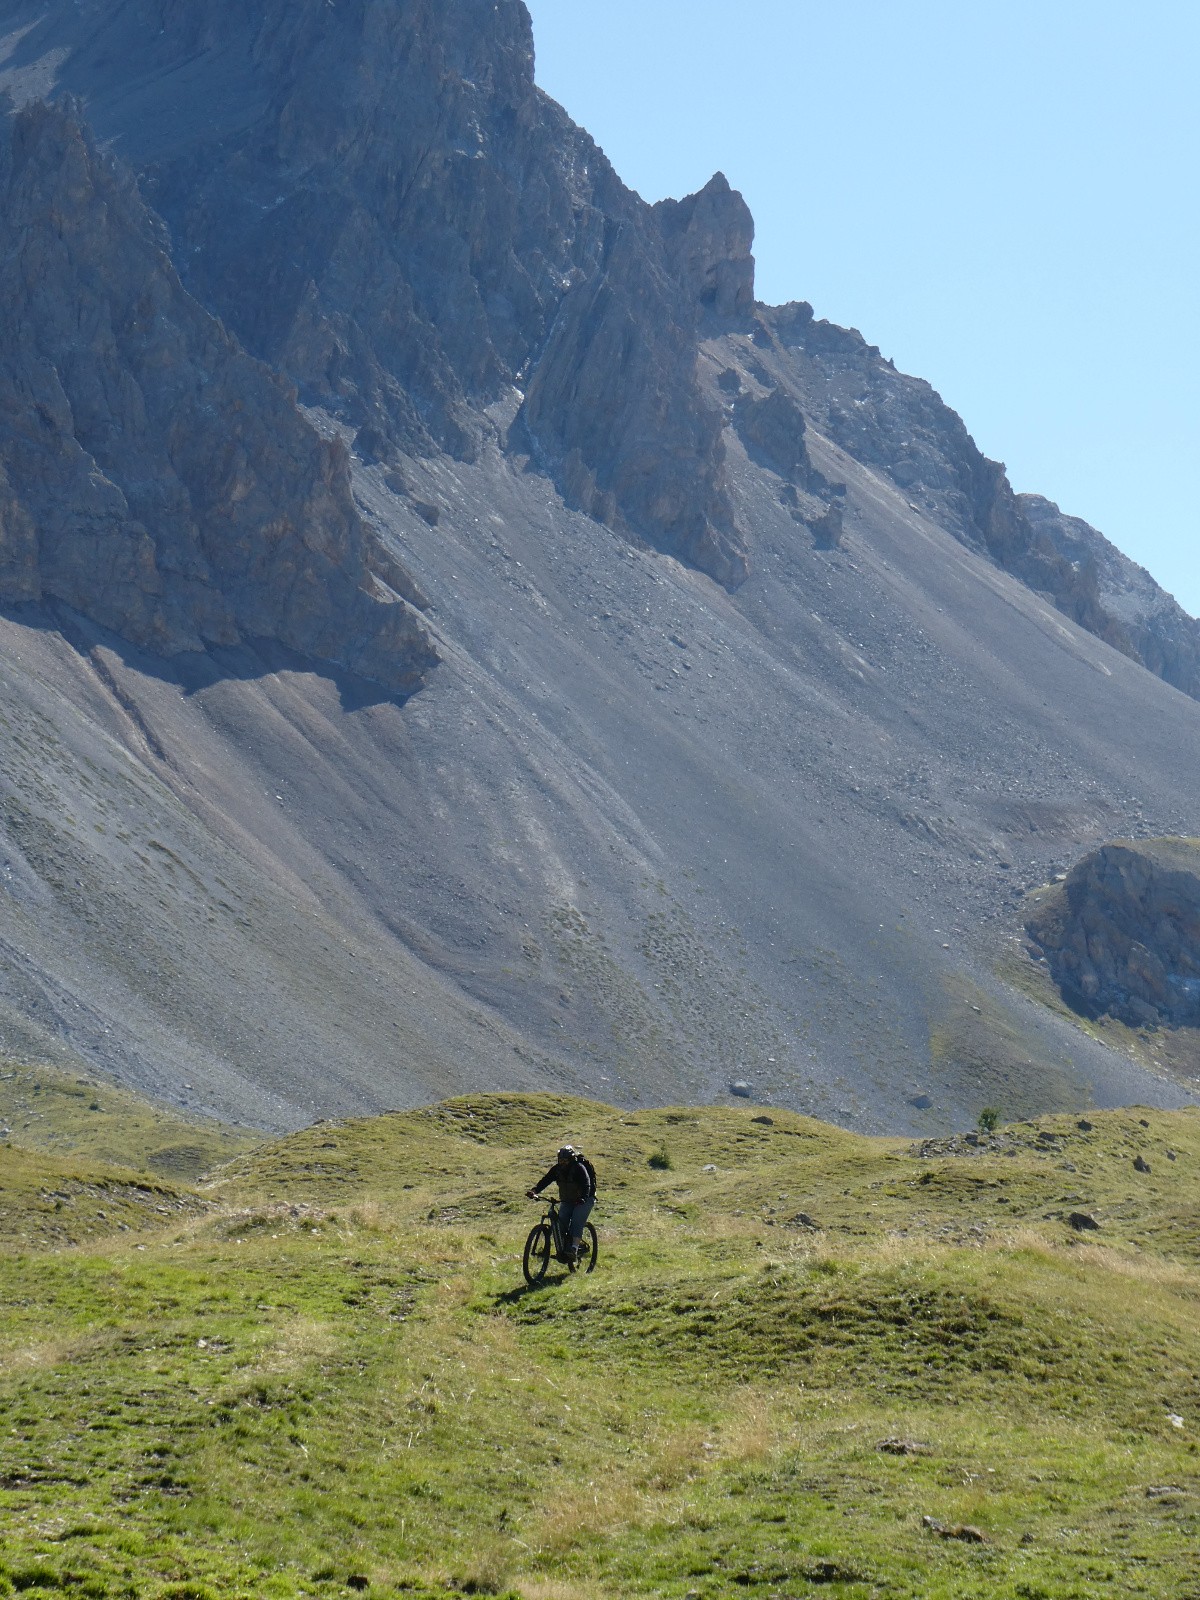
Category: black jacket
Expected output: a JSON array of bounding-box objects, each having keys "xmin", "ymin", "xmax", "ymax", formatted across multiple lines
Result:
[{"xmin": 532, "ymin": 1156, "xmax": 595, "ymax": 1204}]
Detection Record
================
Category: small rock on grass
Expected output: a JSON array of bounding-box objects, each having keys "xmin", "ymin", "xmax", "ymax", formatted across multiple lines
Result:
[
  {"xmin": 1067, "ymin": 1211, "xmax": 1101, "ymax": 1231},
  {"xmin": 878, "ymin": 1436, "xmax": 932, "ymax": 1456},
  {"xmin": 785, "ymin": 1211, "xmax": 820, "ymax": 1230},
  {"xmin": 1134, "ymin": 1155, "xmax": 1152, "ymax": 1173}
]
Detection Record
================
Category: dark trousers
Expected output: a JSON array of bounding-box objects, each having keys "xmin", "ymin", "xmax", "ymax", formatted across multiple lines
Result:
[{"xmin": 559, "ymin": 1196, "xmax": 594, "ymax": 1254}]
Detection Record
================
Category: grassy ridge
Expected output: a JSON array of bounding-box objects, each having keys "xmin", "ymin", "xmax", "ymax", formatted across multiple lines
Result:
[
  {"xmin": 0, "ymin": 1058, "xmax": 254, "ymax": 1180},
  {"xmin": 0, "ymin": 1090, "xmax": 1197, "ymax": 1598}
]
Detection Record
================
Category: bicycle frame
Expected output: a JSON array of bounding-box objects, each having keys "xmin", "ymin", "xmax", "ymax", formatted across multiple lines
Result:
[{"xmin": 540, "ymin": 1197, "xmax": 567, "ymax": 1257}]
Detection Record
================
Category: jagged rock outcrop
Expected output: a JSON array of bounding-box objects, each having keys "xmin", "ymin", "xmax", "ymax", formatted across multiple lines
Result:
[
  {"xmin": 734, "ymin": 386, "xmax": 814, "ymax": 482},
  {"xmin": 753, "ymin": 301, "xmax": 1200, "ymax": 687},
  {"xmin": 654, "ymin": 172, "xmax": 756, "ymax": 321},
  {"xmin": 1027, "ymin": 840, "xmax": 1200, "ymax": 1028},
  {"xmin": 2, "ymin": 0, "xmax": 750, "ymax": 586},
  {"xmin": 723, "ymin": 370, "xmax": 845, "ymax": 549},
  {"xmin": 0, "ymin": 101, "xmax": 434, "ymax": 692},
  {"xmin": 0, "ymin": 0, "xmax": 1195, "ymax": 669},
  {"xmin": 519, "ymin": 220, "xmax": 747, "ymax": 585},
  {"xmin": 1019, "ymin": 494, "xmax": 1200, "ymax": 701}
]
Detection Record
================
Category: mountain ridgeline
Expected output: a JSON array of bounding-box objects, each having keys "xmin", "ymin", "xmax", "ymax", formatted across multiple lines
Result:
[
  {"xmin": 0, "ymin": 0, "xmax": 1197, "ymax": 1130},
  {"xmin": 1, "ymin": 0, "xmax": 1195, "ymax": 682}
]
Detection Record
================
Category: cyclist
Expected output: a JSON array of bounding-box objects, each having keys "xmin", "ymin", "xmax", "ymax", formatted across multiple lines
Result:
[{"xmin": 527, "ymin": 1144, "xmax": 596, "ymax": 1263}]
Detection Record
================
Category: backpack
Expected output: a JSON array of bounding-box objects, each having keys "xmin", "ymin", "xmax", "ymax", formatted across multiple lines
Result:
[{"xmin": 579, "ymin": 1155, "xmax": 598, "ymax": 1195}]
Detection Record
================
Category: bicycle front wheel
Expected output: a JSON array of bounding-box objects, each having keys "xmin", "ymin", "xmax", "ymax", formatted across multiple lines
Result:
[
  {"xmin": 523, "ymin": 1222, "xmax": 552, "ymax": 1285},
  {"xmin": 568, "ymin": 1222, "xmax": 598, "ymax": 1274}
]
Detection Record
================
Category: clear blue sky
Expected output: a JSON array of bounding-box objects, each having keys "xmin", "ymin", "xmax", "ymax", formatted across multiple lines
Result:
[{"xmin": 525, "ymin": 0, "xmax": 1199, "ymax": 616}]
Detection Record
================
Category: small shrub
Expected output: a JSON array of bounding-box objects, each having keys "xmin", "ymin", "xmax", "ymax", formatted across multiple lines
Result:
[
  {"xmin": 977, "ymin": 1107, "xmax": 1001, "ymax": 1135},
  {"xmin": 648, "ymin": 1146, "xmax": 672, "ymax": 1170}
]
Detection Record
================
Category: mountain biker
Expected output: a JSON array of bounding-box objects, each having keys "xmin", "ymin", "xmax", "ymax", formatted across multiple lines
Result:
[{"xmin": 527, "ymin": 1144, "xmax": 596, "ymax": 1263}]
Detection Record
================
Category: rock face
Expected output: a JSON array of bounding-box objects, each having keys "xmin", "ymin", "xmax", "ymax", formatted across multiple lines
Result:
[
  {"xmin": 1019, "ymin": 494, "xmax": 1200, "ymax": 701},
  {"xmin": 0, "ymin": 101, "xmax": 434, "ymax": 692},
  {"xmin": 1027, "ymin": 841, "xmax": 1200, "ymax": 1028},
  {"xmin": 654, "ymin": 172, "xmax": 756, "ymax": 320},
  {"xmin": 7, "ymin": 0, "xmax": 752, "ymax": 587},
  {"xmin": 518, "ymin": 204, "xmax": 747, "ymax": 585},
  {"xmin": 3, "ymin": 0, "xmax": 1195, "ymax": 655},
  {"xmin": 754, "ymin": 301, "xmax": 1196, "ymax": 686},
  {"xmin": 734, "ymin": 386, "xmax": 815, "ymax": 483}
]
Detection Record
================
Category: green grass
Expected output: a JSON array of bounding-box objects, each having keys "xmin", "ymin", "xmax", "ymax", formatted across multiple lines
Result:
[
  {"xmin": 0, "ymin": 1087, "xmax": 1197, "ymax": 1598},
  {"xmin": 0, "ymin": 1058, "xmax": 255, "ymax": 1178}
]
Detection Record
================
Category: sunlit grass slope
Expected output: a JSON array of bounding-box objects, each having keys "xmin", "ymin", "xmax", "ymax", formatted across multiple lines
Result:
[
  {"xmin": 0, "ymin": 1058, "xmax": 255, "ymax": 1179},
  {"xmin": 1, "ymin": 1088, "xmax": 1197, "ymax": 1599}
]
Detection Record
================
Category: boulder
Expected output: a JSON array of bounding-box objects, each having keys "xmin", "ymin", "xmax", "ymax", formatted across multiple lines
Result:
[
  {"xmin": 733, "ymin": 386, "xmax": 811, "ymax": 482},
  {"xmin": 785, "ymin": 1212, "xmax": 820, "ymax": 1230},
  {"xmin": 809, "ymin": 500, "xmax": 845, "ymax": 550}
]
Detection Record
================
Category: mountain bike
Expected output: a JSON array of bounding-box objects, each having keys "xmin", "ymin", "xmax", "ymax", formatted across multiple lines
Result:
[{"xmin": 522, "ymin": 1196, "xmax": 598, "ymax": 1285}]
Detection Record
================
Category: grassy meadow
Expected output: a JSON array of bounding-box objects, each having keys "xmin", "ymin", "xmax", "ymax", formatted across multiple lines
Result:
[{"xmin": 0, "ymin": 1068, "xmax": 1197, "ymax": 1598}]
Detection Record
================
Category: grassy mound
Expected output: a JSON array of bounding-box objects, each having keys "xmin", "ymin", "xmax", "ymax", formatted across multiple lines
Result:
[
  {"xmin": 0, "ymin": 1087, "xmax": 1196, "ymax": 1598},
  {"xmin": 0, "ymin": 1059, "xmax": 254, "ymax": 1178}
]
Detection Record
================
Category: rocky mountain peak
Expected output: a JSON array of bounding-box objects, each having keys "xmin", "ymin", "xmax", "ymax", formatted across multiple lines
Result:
[
  {"xmin": 11, "ymin": 0, "xmax": 747, "ymax": 586},
  {"xmin": 655, "ymin": 171, "xmax": 756, "ymax": 320},
  {"xmin": 1, "ymin": 0, "xmax": 1199, "ymax": 1134}
]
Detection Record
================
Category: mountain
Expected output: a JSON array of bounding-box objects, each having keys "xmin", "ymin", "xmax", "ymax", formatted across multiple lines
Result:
[{"xmin": 0, "ymin": 0, "xmax": 1197, "ymax": 1132}]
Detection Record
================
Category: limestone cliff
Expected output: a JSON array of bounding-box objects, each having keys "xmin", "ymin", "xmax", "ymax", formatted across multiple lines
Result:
[
  {"xmin": 754, "ymin": 302, "xmax": 1197, "ymax": 683},
  {"xmin": 1027, "ymin": 840, "xmax": 1200, "ymax": 1029},
  {"xmin": 7, "ymin": 0, "xmax": 751, "ymax": 585},
  {"xmin": 1019, "ymin": 494, "xmax": 1200, "ymax": 702},
  {"xmin": 0, "ymin": 101, "xmax": 435, "ymax": 693},
  {"xmin": 0, "ymin": 0, "xmax": 1194, "ymax": 680}
]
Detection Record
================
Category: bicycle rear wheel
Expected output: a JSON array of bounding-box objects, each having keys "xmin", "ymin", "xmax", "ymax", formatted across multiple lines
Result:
[
  {"xmin": 568, "ymin": 1222, "xmax": 598, "ymax": 1274},
  {"xmin": 523, "ymin": 1222, "xmax": 552, "ymax": 1285}
]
